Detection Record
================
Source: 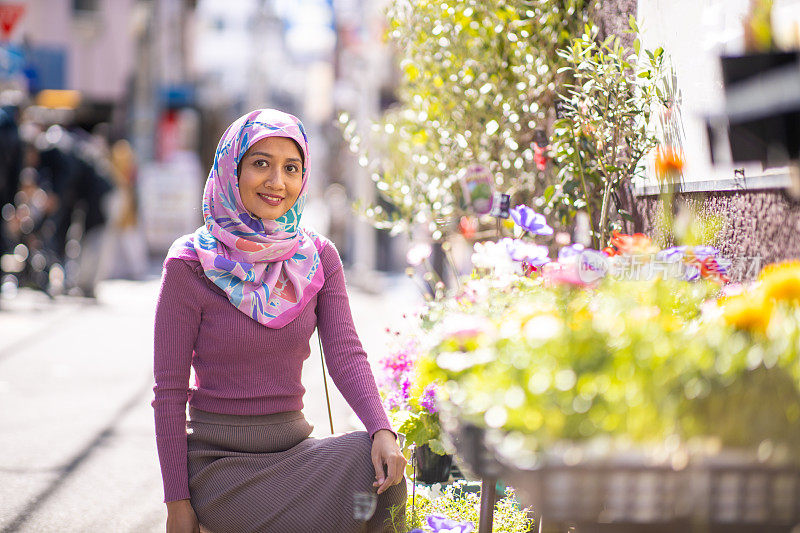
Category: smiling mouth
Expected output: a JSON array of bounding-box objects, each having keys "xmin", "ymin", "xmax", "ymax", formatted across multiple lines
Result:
[{"xmin": 257, "ymin": 193, "xmax": 284, "ymax": 207}]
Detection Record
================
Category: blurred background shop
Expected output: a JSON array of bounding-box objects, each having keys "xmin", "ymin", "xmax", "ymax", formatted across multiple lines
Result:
[{"xmin": 0, "ymin": 0, "xmax": 401, "ymax": 302}]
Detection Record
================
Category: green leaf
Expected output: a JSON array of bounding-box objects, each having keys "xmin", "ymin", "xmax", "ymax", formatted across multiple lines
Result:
[
  {"xmin": 426, "ymin": 438, "xmax": 448, "ymax": 455},
  {"xmin": 618, "ymin": 209, "xmax": 634, "ymax": 221},
  {"xmin": 543, "ymin": 184, "xmax": 555, "ymax": 203}
]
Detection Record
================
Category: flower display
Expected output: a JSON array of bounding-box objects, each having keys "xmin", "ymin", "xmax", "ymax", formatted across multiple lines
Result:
[
  {"xmin": 378, "ymin": 333, "xmax": 446, "ymax": 454},
  {"xmin": 718, "ymin": 260, "xmax": 800, "ymax": 333},
  {"xmin": 402, "ymin": 481, "xmax": 533, "ymax": 533},
  {"xmin": 411, "ymin": 249, "xmax": 800, "ymax": 464},
  {"xmin": 509, "ymin": 205, "xmax": 553, "ymax": 236},
  {"xmin": 420, "ymin": 383, "xmax": 439, "ymax": 414}
]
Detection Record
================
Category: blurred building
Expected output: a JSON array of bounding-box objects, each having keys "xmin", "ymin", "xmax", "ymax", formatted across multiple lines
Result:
[
  {"xmin": 129, "ymin": 0, "xmax": 204, "ymax": 254},
  {"xmin": 2, "ymin": 0, "xmax": 139, "ymax": 129},
  {"xmin": 330, "ymin": 0, "xmax": 404, "ymax": 276},
  {"xmin": 627, "ymin": 0, "xmax": 800, "ymax": 272}
]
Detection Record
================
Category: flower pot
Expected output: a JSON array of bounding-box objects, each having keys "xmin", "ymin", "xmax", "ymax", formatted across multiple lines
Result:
[{"xmin": 414, "ymin": 443, "xmax": 453, "ymax": 484}]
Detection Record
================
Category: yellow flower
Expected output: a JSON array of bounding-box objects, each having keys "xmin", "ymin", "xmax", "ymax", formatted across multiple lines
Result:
[
  {"xmin": 718, "ymin": 292, "xmax": 772, "ymax": 333},
  {"xmin": 759, "ymin": 260, "xmax": 800, "ymax": 303}
]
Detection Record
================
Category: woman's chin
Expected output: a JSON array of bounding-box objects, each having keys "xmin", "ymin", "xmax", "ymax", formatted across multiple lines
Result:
[{"xmin": 254, "ymin": 207, "xmax": 289, "ymax": 221}]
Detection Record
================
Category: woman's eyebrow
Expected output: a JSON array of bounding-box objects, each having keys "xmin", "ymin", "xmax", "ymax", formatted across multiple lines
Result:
[{"xmin": 247, "ymin": 151, "xmax": 302, "ymax": 163}]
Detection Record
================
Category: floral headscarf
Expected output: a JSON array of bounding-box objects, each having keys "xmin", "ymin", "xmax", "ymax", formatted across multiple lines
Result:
[{"xmin": 166, "ymin": 109, "xmax": 324, "ymax": 328}]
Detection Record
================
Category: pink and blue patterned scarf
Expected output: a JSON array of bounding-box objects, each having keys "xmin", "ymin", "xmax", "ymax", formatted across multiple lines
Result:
[{"xmin": 166, "ymin": 109, "xmax": 324, "ymax": 328}]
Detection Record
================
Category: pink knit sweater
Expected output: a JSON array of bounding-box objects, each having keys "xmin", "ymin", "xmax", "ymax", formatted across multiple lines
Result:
[{"xmin": 152, "ymin": 239, "xmax": 392, "ymax": 502}]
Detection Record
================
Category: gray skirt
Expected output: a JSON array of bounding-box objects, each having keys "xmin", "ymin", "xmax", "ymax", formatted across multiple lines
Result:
[{"xmin": 187, "ymin": 407, "xmax": 406, "ymax": 533}]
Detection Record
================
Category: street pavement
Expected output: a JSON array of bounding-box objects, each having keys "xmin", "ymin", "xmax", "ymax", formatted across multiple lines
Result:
[{"xmin": 0, "ymin": 266, "xmax": 420, "ymax": 533}]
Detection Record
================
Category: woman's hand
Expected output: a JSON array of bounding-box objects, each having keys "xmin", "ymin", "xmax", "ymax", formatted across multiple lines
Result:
[
  {"xmin": 371, "ymin": 429, "xmax": 407, "ymax": 494},
  {"xmin": 166, "ymin": 499, "xmax": 200, "ymax": 533}
]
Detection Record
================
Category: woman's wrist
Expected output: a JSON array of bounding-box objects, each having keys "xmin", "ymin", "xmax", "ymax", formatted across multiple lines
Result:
[
  {"xmin": 373, "ymin": 429, "xmax": 396, "ymax": 440},
  {"xmin": 166, "ymin": 499, "xmax": 192, "ymax": 510}
]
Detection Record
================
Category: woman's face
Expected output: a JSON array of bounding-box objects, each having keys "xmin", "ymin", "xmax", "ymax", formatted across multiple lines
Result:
[{"xmin": 238, "ymin": 136, "xmax": 304, "ymax": 221}]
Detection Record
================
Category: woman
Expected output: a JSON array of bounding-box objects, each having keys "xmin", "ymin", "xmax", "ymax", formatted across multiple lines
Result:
[{"xmin": 152, "ymin": 109, "xmax": 406, "ymax": 533}]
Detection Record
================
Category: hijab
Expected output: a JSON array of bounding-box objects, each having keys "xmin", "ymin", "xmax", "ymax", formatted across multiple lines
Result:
[{"xmin": 166, "ymin": 109, "xmax": 324, "ymax": 328}]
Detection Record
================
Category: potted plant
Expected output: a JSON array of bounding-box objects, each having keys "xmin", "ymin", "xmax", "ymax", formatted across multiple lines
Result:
[
  {"xmin": 378, "ymin": 337, "xmax": 452, "ymax": 484},
  {"xmin": 549, "ymin": 20, "xmax": 670, "ymax": 246}
]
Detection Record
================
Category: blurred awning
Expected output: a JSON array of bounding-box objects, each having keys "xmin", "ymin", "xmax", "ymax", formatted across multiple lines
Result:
[{"xmin": 35, "ymin": 89, "xmax": 81, "ymax": 109}]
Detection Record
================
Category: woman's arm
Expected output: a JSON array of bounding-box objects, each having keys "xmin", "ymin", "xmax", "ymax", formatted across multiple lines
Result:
[
  {"xmin": 315, "ymin": 243, "xmax": 393, "ymax": 435},
  {"xmin": 166, "ymin": 499, "xmax": 200, "ymax": 533},
  {"xmin": 315, "ymin": 243, "xmax": 406, "ymax": 491},
  {"xmin": 152, "ymin": 259, "xmax": 204, "ymax": 504}
]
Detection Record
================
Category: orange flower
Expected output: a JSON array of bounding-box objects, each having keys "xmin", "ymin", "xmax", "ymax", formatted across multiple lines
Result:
[
  {"xmin": 759, "ymin": 260, "xmax": 800, "ymax": 303},
  {"xmin": 458, "ymin": 216, "xmax": 477, "ymax": 240},
  {"xmin": 608, "ymin": 231, "xmax": 657, "ymax": 255},
  {"xmin": 698, "ymin": 256, "xmax": 730, "ymax": 284},
  {"xmin": 718, "ymin": 293, "xmax": 772, "ymax": 334},
  {"xmin": 654, "ymin": 146, "xmax": 685, "ymax": 182}
]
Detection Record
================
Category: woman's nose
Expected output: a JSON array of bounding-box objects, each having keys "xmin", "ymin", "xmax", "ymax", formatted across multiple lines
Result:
[{"xmin": 264, "ymin": 167, "xmax": 284, "ymax": 188}]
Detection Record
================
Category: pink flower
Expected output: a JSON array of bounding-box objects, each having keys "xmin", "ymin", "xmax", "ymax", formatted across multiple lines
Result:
[{"xmin": 532, "ymin": 142, "xmax": 550, "ymax": 171}]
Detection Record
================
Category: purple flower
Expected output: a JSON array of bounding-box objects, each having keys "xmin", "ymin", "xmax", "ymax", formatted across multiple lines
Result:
[
  {"xmin": 419, "ymin": 383, "xmax": 438, "ymax": 414},
  {"xmin": 657, "ymin": 246, "xmax": 687, "ymax": 262},
  {"xmin": 510, "ymin": 205, "xmax": 553, "ymax": 235},
  {"xmin": 401, "ymin": 377, "xmax": 412, "ymax": 402},
  {"xmin": 558, "ymin": 243, "xmax": 585, "ymax": 261},
  {"xmin": 501, "ymin": 238, "xmax": 550, "ymax": 266},
  {"xmin": 692, "ymin": 245, "xmax": 720, "ymax": 259},
  {"xmin": 427, "ymin": 515, "xmax": 475, "ymax": 533}
]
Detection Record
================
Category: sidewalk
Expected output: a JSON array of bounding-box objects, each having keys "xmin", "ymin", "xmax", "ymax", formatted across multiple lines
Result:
[{"xmin": 0, "ymin": 268, "xmax": 420, "ymax": 532}]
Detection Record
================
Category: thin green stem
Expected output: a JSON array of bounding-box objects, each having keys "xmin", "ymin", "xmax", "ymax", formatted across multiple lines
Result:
[
  {"xmin": 441, "ymin": 242, "xmax": 462, "ymax": 291},
  {"xmin": 598, "ymin": 181, "xmax": 613, "ymax": 246},
  {"xmin": 571, "ymin": 126, "xmax": 597, "ymax": 249}
]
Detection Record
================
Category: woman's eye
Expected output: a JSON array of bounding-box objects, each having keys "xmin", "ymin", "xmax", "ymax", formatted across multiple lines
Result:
[
  {"xmin": 286, "ymin": 164, "xmax": 299, "ymax": 173},
  {"xmin": 254, "ymin": 159, "xmax": 268, "ymax": 168}
]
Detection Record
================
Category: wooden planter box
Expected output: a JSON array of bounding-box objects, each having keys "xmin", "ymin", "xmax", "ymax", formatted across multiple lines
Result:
[{"xmin": 443, "ymin": 418, "xmax": 800, "ymax": 533}]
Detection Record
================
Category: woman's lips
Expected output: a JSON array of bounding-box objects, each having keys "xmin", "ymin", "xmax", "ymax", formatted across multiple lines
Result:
[{"xmin": 257, "ymin": 193, "xmax": 284, "ymax": 207}]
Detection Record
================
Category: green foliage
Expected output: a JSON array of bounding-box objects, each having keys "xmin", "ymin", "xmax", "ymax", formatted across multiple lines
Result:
[
  {"xmin": 549, "ymin": 24, "xmax": 670, "ymax": 247},
  {"xmin": 393, "ymin": 481, "xmax": 534, "ymax": 533},
  {"xmin": 392, "ymin": 409, "xmax": 446, "ymax": 455},
  {"xmin": 341, "ymin": 0, "xmax": 599, "ymax": 240},
  {"xmin": 416, "ymin": 274, "xmax": 800, "ymax": 458}
]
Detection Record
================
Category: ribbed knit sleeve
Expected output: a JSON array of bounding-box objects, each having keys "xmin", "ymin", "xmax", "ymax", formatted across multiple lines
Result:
[
  {"xmin": 316, "ymin": 243, "xmax": 393, "ymax": 437},
  {"xmin": 152, "ymin": 258, "xmax": 203, "ymax": 503}
]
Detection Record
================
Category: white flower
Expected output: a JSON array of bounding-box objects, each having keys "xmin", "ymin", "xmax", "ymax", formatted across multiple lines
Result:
[
  {"xmin": 471, "ymin": 240, "xmax": 515, "ymax": 274},
  {"xmin": 406, "ymin": 242, "xmax": 432, "ymax": 266}
]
